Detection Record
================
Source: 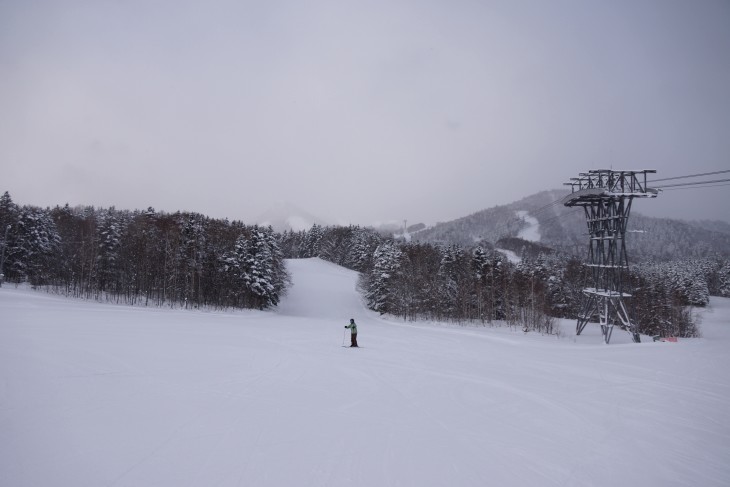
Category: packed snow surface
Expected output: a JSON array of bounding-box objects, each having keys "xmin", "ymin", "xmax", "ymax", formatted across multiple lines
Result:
[{"xmin": 2, "ymin": 258, "xmax": 730, "ymax": 487}]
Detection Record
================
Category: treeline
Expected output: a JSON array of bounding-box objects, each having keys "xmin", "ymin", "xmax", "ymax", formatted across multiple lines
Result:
[
  {"xmin": 283, "ymin": 224, "xmax": 730, "ymax": 338},
  {"xmin": 279, "ymin": 223, "xmax": 383, "ymax": 272},
  {"xmin": 0, "ymin": 192, "xmax": 289, "ymax": 310},
  {"xmin": 631, "ymin": 259, "xmax": 730, "ymax": 338},
  {"xmin": 3, "ymin": 190, "xmax": 729, "ymax": 339},
  {"xmin": 282, "ymin": 225, "xmax": 583, "ymax": 333}
]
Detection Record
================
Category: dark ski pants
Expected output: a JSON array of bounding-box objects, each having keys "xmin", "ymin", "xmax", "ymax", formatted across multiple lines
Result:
[{"xmin": 350, "ymin": 333, "xmax": 358, "ymax": 347}]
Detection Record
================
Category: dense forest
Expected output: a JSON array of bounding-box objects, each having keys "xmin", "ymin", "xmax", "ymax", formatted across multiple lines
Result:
[
  {"xmin": 282, "ymin": 223, "xmax": 729, "ymax": 339},
  {"xmin": 2, "ymin": 191, "xmax": 729, "ymax": 339},
  {"xmin": 0, "ymin": 192, "xmax": 289, "ymax": 310}
]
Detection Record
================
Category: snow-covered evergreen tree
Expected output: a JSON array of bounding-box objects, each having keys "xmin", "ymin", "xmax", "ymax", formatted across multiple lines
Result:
[
  {"xmin": 177, "ymin": 213, "xmax": 207, "ymax": 307},
  {"xmin": 364, "ymin": 240, "xmax": 403, "ymax": 315},
  {"xmin": 301, "ymin": 223, "xmax": 324, "ymax": 258},
  {"xmin": 9, "ymin": 206, "xmax": 61, "ymax": 285},
  {"xmin": 222, "ymin": 228, "xmax": 290, "ymax": 310},
  {"xmin": 471, "ymin": 246, "xmax": 490, "ymax": 321},
  {"xmin": 436, "ymin": 244, "xmax": 464, "ymax": 319},
  {"xmin": 265, "ymin": 227, "xmax": 291, "ymax": 303},
  {"xmin": 96, "ymin": 207, "xmax": 125, "ymax": 296},
  {"xmin": 0, "ymin": 192, "xmax": 17, "ymax": 283},
  {"xmin": 245, "ymin": 228, "xmax": 275, "ymax": 309},
  {"xmin": 632, "ymin": 262, "xmax": 702, "ymax": 338},
  {"xmin": 0, "ymin": 192, "xmax": 17, "ymax": 230},
  {"xmin": 348, "ymin": 228, "xmax": 379, "ymax": 272},
  {"xmin": 222, "ymin": 233, "xmax": 251, "ymax": 307},
  {"xmin": 719, "ymin": 261, "xmax": 730, "ymax": 297}
]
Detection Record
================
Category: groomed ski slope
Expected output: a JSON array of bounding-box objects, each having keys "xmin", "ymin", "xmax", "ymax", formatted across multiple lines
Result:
[{"xmin": 1, "ymin": 257, "xmax": 730, "ymax": 487}]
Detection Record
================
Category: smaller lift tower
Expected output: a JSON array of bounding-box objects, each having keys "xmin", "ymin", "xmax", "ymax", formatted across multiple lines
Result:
[{"xmin": 564, "ymin": 170, "xmax": 658, "ymax": 343}]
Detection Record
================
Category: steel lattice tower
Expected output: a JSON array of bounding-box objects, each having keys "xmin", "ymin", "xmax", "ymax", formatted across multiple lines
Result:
[{"xmin": 563, "ymin": 170, "xmax": 658, "ymax": 343}]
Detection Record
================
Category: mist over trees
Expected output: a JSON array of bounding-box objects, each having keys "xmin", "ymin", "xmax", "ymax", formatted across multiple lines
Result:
[{"xmin": 2, "ymin": 190, "xmax": 729, "ymax": 339}]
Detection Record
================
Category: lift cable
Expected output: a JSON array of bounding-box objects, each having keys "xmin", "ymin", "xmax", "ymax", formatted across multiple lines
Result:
[
  {"xmin": 653, "ymin": 178, "xmax": 730, "ymax": 189},
  {"xmin": 648, "ymin": 169, "xmax": 730, "ymax": 183},
  {"xmin": 659, "ymin": 182, "xmax": 730, "ymax": 191}
]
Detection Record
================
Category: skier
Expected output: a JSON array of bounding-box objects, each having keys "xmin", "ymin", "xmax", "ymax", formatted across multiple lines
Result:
[{"xmin": 344, "ymin": 318, "xmax": 358, "ymax": 347}]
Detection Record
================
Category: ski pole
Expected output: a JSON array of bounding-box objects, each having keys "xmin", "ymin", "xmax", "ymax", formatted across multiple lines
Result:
[{"xmin": 342, "ymin": 328, "xmax": 346, "ymax": 346}]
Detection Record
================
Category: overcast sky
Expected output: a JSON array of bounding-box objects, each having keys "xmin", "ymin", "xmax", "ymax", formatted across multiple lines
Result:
[{"xmin": 1, "ymin": 0, "xmax": 729, "ymax": 226}]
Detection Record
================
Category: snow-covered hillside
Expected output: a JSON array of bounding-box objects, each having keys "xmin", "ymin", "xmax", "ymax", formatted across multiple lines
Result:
[
  {"xmin": 410, "ymin": 189, "xmax": 730, "ymax": 260},
  {"xmin": 2, "ymin": 259, "xmax": 730, "ymax": 487}
]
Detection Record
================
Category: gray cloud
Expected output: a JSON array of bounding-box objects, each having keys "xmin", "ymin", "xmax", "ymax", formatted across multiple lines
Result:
[{"xmin": 1, "ymin": 0, "xmax": 728, "ymax": 225}]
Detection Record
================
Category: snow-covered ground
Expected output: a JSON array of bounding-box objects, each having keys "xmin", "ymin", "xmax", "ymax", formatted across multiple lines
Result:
[{"xmin": 2, "ymin": 258, "xmax": 730, "ymax": 487}]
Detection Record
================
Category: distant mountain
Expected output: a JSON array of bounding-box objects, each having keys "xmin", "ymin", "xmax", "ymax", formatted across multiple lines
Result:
[
  {"xmin": 411, "ymin": 189, "xmax": 730, "ymax": 261},
  {"xmin": 410, "ymin": 189, "xmax": 575, "ymax": 245},
  {"xmin": 255, "ymin": 202, "xmax": 328, "ymax": 232}
]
